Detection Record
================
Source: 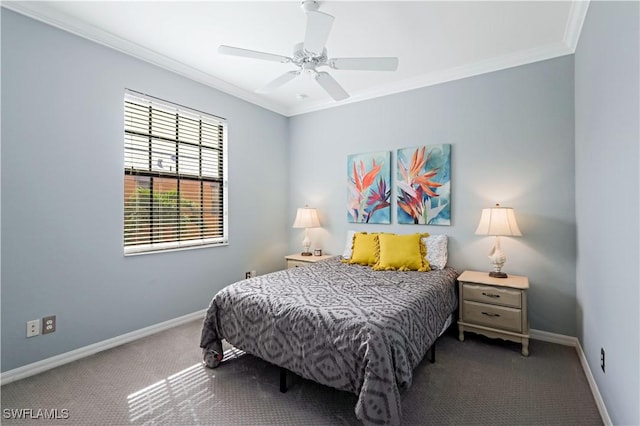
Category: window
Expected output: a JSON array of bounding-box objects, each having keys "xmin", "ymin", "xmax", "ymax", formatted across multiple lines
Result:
[{"xmin": 123, "ymin": 90, "xmax": 228, "ymax": 255}]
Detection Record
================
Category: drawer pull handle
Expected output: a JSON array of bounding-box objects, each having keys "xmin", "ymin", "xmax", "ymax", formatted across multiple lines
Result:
[
  {"xmin": 482, "ymin": 292, "xmax": 500, "ymax": 298},
  {"xmin": 481, "ymin": 312, "xmax": 501, "ymax": 317}
]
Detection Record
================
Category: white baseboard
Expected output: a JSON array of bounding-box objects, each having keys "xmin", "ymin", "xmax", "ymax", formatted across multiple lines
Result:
[
  {"xmin": 0, "ymin": 319, "xmax": 613, "ymax": 426},
  {"xmin": 530, "ymin": 328, "xmax": 612, "ymax": 426},
  {"xmin": 530, "ymin": 328, "xmax": 577, "ymax": 346},
  {"xmin": 573, "ymin": 338, "xmax": 613, "ymax": 426},
  {"xmin": 0, "ymin": 309, "xmax": 206, "ymax": 386}
]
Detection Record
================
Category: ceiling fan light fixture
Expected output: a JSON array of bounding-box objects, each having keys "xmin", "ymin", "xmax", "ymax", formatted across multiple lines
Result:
[{"xmin": 218, "ymin": 2, "xmax": 398, "ymax": 101}]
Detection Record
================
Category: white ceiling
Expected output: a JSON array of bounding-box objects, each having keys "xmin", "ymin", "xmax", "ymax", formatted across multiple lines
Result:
[{"xmin": 5, "ymin": 1, "xmax": 588, "ymax": 116}]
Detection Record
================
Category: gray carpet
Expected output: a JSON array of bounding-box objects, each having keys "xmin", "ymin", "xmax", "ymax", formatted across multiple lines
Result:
[{"xmin": 1, "ymin": 319, "xmax": 602, "ymax": 425}]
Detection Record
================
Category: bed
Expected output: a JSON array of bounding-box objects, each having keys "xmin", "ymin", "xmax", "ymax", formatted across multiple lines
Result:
[{"xmin": 200, "ymin": 249, "xmax": 458, "ymax": 426}]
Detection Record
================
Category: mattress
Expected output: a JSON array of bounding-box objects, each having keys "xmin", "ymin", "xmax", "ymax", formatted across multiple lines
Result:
[{"xmin": 201, "ymin": 257, "xmax": 458, "ymax": 425}]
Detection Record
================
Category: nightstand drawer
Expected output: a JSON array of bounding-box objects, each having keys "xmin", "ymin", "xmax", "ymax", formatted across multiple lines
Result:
[
  {"xmin": 287, "ymin": 260, "xmax": 309, "ymax": 268},
  {"xmin": 286, "ymin": 254, "xmax": 334, "ymax": 269},
  {"xmin": 462, "ymin": 300, "xmax": 522, "ymax": 332},
  {"xmin": 462, "ymin": 283, "xmax": 521, "ymax": 308}
]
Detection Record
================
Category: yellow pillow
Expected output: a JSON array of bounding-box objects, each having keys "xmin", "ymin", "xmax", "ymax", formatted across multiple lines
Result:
[
  {"xmin": 373, "ymin": 233, "xmax": 431, "ymax": 271},
  {"xmin": 348, "ymin": 232, "xmax": 379, "ymax": 265}
]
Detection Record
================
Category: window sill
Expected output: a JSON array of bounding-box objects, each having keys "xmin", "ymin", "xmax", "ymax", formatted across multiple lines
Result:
[{"xmin": 124, "ymin": 239, "xmax": 229, "ymax": 256}]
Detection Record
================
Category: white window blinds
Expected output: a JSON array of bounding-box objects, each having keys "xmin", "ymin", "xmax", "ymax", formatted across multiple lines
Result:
[{"xmin": 124, "ymin": 90, "xmax": 228, "ymax": 255}]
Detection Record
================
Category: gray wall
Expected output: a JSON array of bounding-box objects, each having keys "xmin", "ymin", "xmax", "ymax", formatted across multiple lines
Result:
[
  {"xmin": 289, "ymin": 56, "xmax": 577, "ymax": 336},
  {"xmin": 6, "ymin": 10, "xmax": 637, "ymax": 424},
  {"xmin": 575, "ymin": 2, "xmax": 640, "ymax": 424},
  {"xmin": 1, "ymin": 9, "xmax": 289, "ymax": 372}
]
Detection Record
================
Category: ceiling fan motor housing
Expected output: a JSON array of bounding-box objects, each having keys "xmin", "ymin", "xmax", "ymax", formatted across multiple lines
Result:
[
  {"xmin": 219, "ymin": 1, "xmax": 398, "ymax": 101},
  {"xmin": 301, "ymin": 1, "xmax": 319, "ymax": 12},
  {"xmin": 293, "ymin": 42, "xmax": 327, "ymax": 70}
]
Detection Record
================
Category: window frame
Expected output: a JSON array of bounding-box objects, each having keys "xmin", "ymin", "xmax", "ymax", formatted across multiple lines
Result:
[{"xmin": 123, "ymin": 89, "xmax": 228, "ymax": 256}]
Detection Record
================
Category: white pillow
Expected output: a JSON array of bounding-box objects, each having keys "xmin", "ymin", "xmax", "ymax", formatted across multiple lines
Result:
[
  {"xmin": 422, "ymin": 234, "xmax": 448, "ymax": 269},
  {"xmin": 342, "ymin": 230, "xmax": 356, "ymax": 259}
]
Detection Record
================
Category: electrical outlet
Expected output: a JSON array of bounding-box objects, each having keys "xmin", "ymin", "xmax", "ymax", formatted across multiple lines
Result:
[
  {"xmin": 42, "ymin": 315, "xmax": 56, "ymax": 334},
  {"xmin": 600, "ymin": 348, "xmax": 605, "ymax": 373},
  {"xmin": 250, "ymin": 270, "xmax": 257, "ymax": 278},
  {"xmin": 27, "ymin": 320, "xmax": 40, "ymax": 337}
]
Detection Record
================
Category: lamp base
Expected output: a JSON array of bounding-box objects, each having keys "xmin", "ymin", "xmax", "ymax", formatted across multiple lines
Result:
[
  {"xmin": 489, "ymin": 271, "xmax": 508, "ymax": 278},
  {"xmin": 300, "ymin": 251, "xmax": 313, "ymax": 256}
]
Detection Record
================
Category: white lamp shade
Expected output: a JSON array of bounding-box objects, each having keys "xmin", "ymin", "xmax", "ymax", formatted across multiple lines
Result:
[
  {"xmin": 475, "ymin": 206, "xmax": 522, "ymax": 236},
  {"xmin": 292, "ymin": 207, "xmax": 321, "ymax": 228}
]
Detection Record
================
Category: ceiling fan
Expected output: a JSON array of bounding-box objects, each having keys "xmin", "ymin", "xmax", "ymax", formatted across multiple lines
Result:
[{"xmin": 218, "ymin": 0, "xmax": 399, "ymax": 101}]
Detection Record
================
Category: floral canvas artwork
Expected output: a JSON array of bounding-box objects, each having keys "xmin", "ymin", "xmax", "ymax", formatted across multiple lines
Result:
[
  {"xmin": 397, "ymin": 144, "xmax": 451, "ymax": 225},
  {"xmin": 347, "ymin": 151, "xmax": 391, "ymax": 224}
]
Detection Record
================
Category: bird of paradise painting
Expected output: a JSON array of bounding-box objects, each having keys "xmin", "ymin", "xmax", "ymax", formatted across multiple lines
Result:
[
  {"xmin": 347, "ymin": 151, "xmax": 391, "ymax": 224},
  {"xmin": 397, "ymin": 144, "xmax": 451, "ymax": 225}
]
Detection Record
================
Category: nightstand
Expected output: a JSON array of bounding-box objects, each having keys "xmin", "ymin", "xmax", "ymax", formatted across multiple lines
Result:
[
  {"xmin": 285, "ymin": 253, "xmax": 334, "ymax": 269},
  {"xmin": 457, "ymin": 270, "xmax": 530, "ymax": 356}
]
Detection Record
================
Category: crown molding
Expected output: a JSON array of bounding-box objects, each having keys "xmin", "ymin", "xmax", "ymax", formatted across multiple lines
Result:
[
  {"xmin": 1, "ymin": 2, "xmax": 290, "ymax": 117},
  {"xmin": 3, "ymin": 1, "xmax": 589, "ymax": 118},
  {"xmin": 287, "ymin": 41, "xmax": 574, "ymax": 116},
  {"xmin": 564, "ymin": 0, "xmax": 591, "ymax": 52}
]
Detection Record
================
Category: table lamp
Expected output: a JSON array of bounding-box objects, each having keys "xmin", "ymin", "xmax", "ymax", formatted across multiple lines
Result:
[
  {"xmin": 292, "ymin": 206, "xmax": 321, "ymax": 256},
  {"xmin": 475, "ymin": 204, "xmax": 522, "ymax": 278}
]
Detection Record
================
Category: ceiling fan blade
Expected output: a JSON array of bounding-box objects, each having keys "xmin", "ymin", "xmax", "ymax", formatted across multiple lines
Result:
[
  {"xmin": 256, "ymin": 71, "xmax": 299, "ymax": 93},
  {"xmin": 315, "ymin": 72, "xmax": 349, "ymax": 101},
  {"xmin": 330, "ymin": 57, "xmax": 399, "ymax": 71},
  {"xmin": 304, "ymin": 11, "xmax": 334, "ymax": 55},
  {"xmin": 218, "ymin": 45, "xmax": 291, "ymax": 63}
]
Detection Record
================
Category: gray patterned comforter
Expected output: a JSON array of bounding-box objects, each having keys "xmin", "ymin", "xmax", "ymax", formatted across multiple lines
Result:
[{"xmin": 200, "ymin": 257, "xmax": 458, "ymax": 425}]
